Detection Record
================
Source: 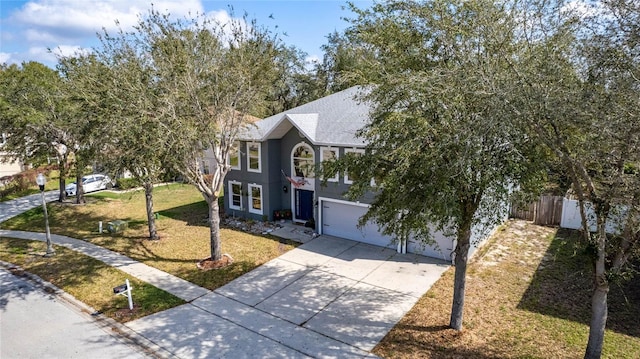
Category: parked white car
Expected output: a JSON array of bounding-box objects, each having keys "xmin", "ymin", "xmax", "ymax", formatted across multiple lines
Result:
[{"xmin": 65, "ymin": 174, "xmax": 111, "ymax": 196}]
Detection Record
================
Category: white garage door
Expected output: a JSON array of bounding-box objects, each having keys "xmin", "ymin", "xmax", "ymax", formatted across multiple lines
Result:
[
  {"xmin": 321, "ymin": 200, "xmax": 395, "ymax": 248},
  {"xmin": 406, "ymin": 232, "xmax": 454, "ymax": 261}
]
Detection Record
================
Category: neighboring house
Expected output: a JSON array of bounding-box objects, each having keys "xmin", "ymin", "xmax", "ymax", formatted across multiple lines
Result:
[
  {"xmin": 0, "ymin": 133, "xmax": 26, "ymax": 178},
  {"xmin": 216, "ymin": 86, "xmax": 506, "ymax": 261}
]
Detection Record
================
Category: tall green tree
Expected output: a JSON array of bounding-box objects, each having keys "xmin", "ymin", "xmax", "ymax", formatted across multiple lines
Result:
[
  {"xmin": 82, "ymin": 19, "xmax": 175, "ymax": 239},
  {"xmin": 57, "ymin": 55, "xmax": 114, "ymax": 205},
  {"xmin": 157, "ymin": 13, "xmax": 282, "ymax": 261},
  {"xmin": 506, "ymin": 1, "xmax": 640, "ymax": 357},
  {"xmin": 314, "ymin": 30, "xmax": 374, "ymax": 94},
  {"xmin": 262, "ymin": 45, "xmax": 315, "ymax": 116},
  {"xmin": 332, "ymin": 0, "xmax": 544, "ymax": 331},
  {"xmin": 96, "ymin": 10, "xmax": 284, "ymax": 260},
  {"xmin": 0, "ymin": 62, "xmax": 72, "ymax": 201}
]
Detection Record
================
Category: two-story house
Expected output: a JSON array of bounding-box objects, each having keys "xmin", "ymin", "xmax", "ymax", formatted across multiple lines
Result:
[{"xmin": 217, "ymin": 86, "xmax": 505, "ymax": 261}]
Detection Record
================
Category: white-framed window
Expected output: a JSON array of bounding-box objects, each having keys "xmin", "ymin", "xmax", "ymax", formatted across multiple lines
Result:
[
  {"xmin": 248, "ymin": 183, "xmax": 263, "ymax": 215},
  {"xmin": 227, "ymin": 141, "xmax": 241, "ymax": 170},
  {"xmin": 292, "ymin": 143, "xmax": 315, "ymax": 178},
  {"xmin": 343, "ymin": 148, "xmax": 365, "ymax": 185},
  {"xmin": 228, "ymin": 181, "xmax": 242, "ymax": 210},
  {"xmin": 247, "ymin": 142, "xmax": 261, "ymax": 173},
  {"xmin": 320, "ymin": 147, "xmax": 339, "ymax": 182}
]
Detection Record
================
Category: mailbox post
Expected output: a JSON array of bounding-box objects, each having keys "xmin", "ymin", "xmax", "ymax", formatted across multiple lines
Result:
[{"xmin": 113, "ymin": 279, "xmax": 133, "ymax": 310}]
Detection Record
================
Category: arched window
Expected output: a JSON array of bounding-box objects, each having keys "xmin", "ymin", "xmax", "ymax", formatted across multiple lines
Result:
[{"xmin": 292, "ymin": 143, "xmax": 315, "ymax": 178}]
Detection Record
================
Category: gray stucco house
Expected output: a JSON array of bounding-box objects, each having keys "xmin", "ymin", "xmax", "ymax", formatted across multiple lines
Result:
[{"xmin": 217, "ymin": 86, "xmax": 503, "ymax": 261}]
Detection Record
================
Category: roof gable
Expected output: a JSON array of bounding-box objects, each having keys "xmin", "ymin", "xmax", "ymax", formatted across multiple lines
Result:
[{"xmin": 242, "ymin": 86, "xmax": 370, "ymax": 146}]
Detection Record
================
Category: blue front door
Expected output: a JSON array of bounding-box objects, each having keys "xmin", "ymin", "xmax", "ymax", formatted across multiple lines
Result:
[{"xmin": 295, "ymin": 189, "xmax": 314, "ymax": 221}]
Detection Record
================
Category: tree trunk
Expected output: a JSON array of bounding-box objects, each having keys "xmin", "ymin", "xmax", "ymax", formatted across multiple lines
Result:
[
  {"xmin": 57, "ymin": 154, "xmax": 67, "ymax": 202},
  {"xmin": 585, "ymin": 223, "xmax": 609, "ymax": 359},
  {"xmin": 450, "ymin": 221, "xmax": 472, "ymax": 331},
  {"xmin": 144, "ymin": 182, "xmax": 159, "ymax": 240},
  {"xmin": 75, "ymin": 171, "xmax": 85, "ymax": 204},
  {"xmin": 208, "ymin": 196, "xmax": 222, "ymax": 261}
]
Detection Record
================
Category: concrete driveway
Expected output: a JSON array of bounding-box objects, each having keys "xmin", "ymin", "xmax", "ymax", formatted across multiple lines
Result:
[{"xmin": 126, "ymin": 235, "xmax": 450, "ymax": 358}]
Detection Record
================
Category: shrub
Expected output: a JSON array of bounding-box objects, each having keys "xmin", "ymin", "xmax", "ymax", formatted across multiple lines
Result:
[
  {"xmin": 0, "ymin": 165, "xmax": 55, "ymax": 200},
  {"xmin": 115, "ymin": 177, "xmax": 141, "ymax": 190}
]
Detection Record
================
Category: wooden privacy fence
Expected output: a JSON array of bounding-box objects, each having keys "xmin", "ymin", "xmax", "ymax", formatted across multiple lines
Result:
[{"xmin": 510, "ymin": 195, "xmax": 564, "ymax": 226}]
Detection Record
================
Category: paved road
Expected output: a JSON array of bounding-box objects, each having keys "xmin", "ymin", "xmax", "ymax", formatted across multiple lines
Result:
[{"xmin": 0, "ymin": 267, "xmax": 149, "ymax": 359}]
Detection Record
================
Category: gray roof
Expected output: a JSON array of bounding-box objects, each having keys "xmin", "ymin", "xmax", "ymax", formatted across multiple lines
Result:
[{"xmin": 242, "ymin": 86, "xmax": 371, "ymax": 146}]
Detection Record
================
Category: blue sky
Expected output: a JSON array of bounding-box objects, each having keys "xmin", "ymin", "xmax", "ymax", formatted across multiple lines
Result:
[{"xmin": 0, "ymin": 0, "xmax": 372, "ymax": 67}]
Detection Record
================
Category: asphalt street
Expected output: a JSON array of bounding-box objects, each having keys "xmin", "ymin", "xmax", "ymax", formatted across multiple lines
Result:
[{"xmin": 0, "ymin": 267, "xmax": 149, "ymax": 359}]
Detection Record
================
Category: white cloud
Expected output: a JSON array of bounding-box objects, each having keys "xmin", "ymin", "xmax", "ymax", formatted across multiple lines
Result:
[
  {"xmin": 2, "ymin": 1, "xmax": 263, "ymax": 68},
  {"xmin": 2, "ymin": 1, "xmax": 215, "ymax": 66},
  {"xmin": 0, "ymin": 49, "xmax": 53, "ymax": 66},
  {"xmin": 26, "ymin": 46, "xmax": 58, "ymax": 64},
  {"xmin": 0, "ymin": 53, "xmax": 11, "ymax": 64},
  {"xmin": 25, "ymin": 29, "xmax": 60, "ymax": 43},
  {"xmin": 50, "ymin": 45, "xmax": 90, "ymax": 59},
  {"xmin": 205, "ymin": 9, "xmax": 234, "ymax": 25},
  {"xmin": 12, "ymin": 0, "xmax": 205, "ymax": 43}
]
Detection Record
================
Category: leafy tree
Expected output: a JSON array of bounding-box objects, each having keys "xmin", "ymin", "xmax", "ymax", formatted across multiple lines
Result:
[
  {"xmin": 72, "ymin": 21, "xmax": 174, "ymax": 238},
  {"xmin": 315, "ymin": 30, "xmax": 375, "ymax": 94},
  {"xmin": 96, "ymin": 10, "xmax": 283, "ymax": 261},
  {"xmin": 331, "ymin": 0, "xmax": 544, "ymax": 331},
  {"xmin": 505, "ymin": 1, "xmax": 640, "ymax": 357},
  {"xmin": 0, "ymin": 62, "xmax": 72, "ymax": 201},
  {"xmin": 262, "ymin": 45, "xmax": 315, "ymax": 116},
  {"xmin": 57, "ymin": 55, "xmax": 114, "ymax": 205}
]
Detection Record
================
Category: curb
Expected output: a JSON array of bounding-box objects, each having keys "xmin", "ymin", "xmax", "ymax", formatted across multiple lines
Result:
[{"xmin": 0, "ymin": 260, "xmax": 177, "ymax": 359}]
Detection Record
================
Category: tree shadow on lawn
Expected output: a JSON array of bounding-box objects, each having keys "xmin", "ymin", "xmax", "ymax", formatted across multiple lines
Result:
[
  {"xmin": 517, "ymin": 228, "xmax": 640, "ymax": 337},
  {"xmin": 157, "ymin": 201, "xmax": 209, "ymax": 227},
  {"xmin": 1, "ymin": 199, "xmax": 130, "ymax": 238},
  {"xmin": 376, "ymin": 329, "xmax": 511, "ymax": 359}
]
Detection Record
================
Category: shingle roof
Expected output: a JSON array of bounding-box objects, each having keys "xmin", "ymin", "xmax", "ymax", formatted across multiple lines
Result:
[{"xmin": 242, "ymin": 86, "xmax": 371, "ymax": 147}]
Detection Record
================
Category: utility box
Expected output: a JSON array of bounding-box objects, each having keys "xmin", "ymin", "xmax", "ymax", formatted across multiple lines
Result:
[{"xmin": 107, "ymin": 220, "xmax": 128, "ymax": 234}]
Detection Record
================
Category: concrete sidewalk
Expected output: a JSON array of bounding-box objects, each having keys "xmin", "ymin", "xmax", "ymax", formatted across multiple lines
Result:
[
  {"xmin": 0, "ymin": 191, "xmax": 58, "ymax": 223},
  {"xmin": 0, "ymin": 195, "xmax": 450, "ymax": 358},
  {"xmin": 0, "ymin": 229, "xmax": 210, "ymax": 302}
]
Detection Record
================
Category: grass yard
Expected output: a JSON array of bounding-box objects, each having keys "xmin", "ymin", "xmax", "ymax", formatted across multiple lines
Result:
[
  {"xmin": 0, "ymin": 183, "xmax": 299, "ymax": 290},
  {"xmin": 0, "ymin": 237, "xmax": 184, "ymax": 323},
  {"xmin": 374, "ymin": 220, "xmax": 640, "ymax": 358}
]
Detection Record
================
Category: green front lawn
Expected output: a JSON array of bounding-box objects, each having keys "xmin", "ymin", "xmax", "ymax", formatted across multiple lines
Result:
[{"xmin": 0, "ymin": 183, "xmax": 299, "ymax": 290}]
